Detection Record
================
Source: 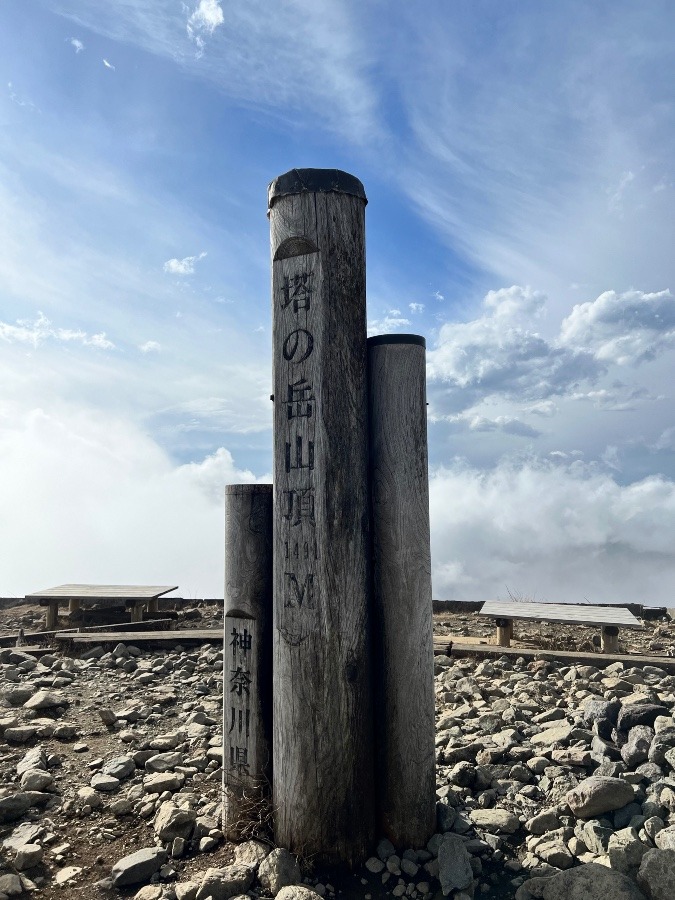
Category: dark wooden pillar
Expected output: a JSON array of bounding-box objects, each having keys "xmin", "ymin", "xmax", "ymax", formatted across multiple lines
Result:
[
  {"xmin": 269, "ymin": 168, "xmax": 375, "ymax": 864},
  {"xmin": 367, "ymin": 335, "xmax": 435, "ymax": 848},
  {"xmin": 223, "ymin": 484, "xmax": 273, "ymax": 839}
]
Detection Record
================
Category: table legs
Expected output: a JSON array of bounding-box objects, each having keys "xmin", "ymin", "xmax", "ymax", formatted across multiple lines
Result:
[
  {"xmin": 601, "ymin": 625, "xmax": 619, "ymax": 653},
  {"xmin": 496, "ymin": 618, "xmax": 513, "ymax": 647}
]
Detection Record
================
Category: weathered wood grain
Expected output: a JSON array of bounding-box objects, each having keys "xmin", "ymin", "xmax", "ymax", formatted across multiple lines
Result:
[
  {"xmin": 223, "ymin": 484, "xmax": 273, "ymax": 839},
  {"xmin": 368, "ymin": 336, "xmax": 435, "ymax": 848},
  {"xmin": 269, "ymin": 169, "xmax": 375, "ymax": 864}
]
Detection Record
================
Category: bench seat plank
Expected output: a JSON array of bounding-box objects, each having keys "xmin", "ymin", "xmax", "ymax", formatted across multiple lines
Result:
[{"xmin": 479, "ymin": 600, "xmax": 642, "ymax": 629}]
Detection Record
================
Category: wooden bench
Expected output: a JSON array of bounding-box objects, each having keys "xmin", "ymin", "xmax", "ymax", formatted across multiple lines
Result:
[
  {"xmin": 26, "ymin": 584, "xmax": 178, "ymax": 630},
  {"xmin": 479, "ymin": 600, "xmax": 642, "ymax": 654}
]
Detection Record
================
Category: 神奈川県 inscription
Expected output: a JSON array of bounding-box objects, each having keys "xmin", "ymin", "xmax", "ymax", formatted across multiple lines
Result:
[{"xmin": 225, "ymin": 616, "xmax": 259, "ymax": 785}]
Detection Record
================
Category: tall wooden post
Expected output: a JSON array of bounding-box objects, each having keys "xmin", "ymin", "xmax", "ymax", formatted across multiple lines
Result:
[
  {"xmin": 223, "ymin": 484, "xmax": 273, "ymax": 840},
  {"xmin": 269, "ymin": 169, "xmax": 375, "ymax": 864},
  {"xmin": 367, "ymin": 335, "xmax": 436, "ymax": 849}
]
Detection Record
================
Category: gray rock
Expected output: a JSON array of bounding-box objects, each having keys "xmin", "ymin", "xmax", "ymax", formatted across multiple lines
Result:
[
  {"xmin": 365, "ymin": 857, "xmax": 385, "ymax": 873},
  {"xmin": 531, "ymin": 723, "xmax": 573, "ymax": 747},
  {"xmin": 438, "ymin": 833, "xmax": 473, "ymax": 895},
  {"xmin": 16, "ymin": 746, "xmax": 47, "ymax": 776},
  {"xmin": 636, "ymin": 848, "xmax": 675, "ymax": 900},
  {"xmin": 23, "ymin": 689, "xmax": 67, "ymax": 710},
  {"xmin": 257, "ymin": 848, "xmax": 302, "ymax": 895},
  {"xmin": 566, "ymin": 777, "xmax": 635, "ymax": 818},
  {"xmin": 154, "ymin": 802, "xmax": 197, "ymax": 841},
  {"xmin": 14, "ymin": 843, "xmax": 43, "ymax": 870},
  {"xmin": 0, "ymin": 793, "xmax": 32, "ymax": 824},
  {"xmin": 0, "ymin": 873, "xmax": 24, "ymax": 897},
  {"xmin": 582, "ymin": 820, "xmax": 614, "ymax": 854},
  {"xmin": 654, "ymin": 825, "xmax": 675, "ymax": 851},
  {"xmin": 608, "ymin": 827, "xmax": 649, "ymax": 874},
  {"xmin": 469, "ymin": 808, "xmax": 520, "ymax": 833},
  {"xmin": 539, "ymin": 862, "xmax": 648, "ymax": 900},
  {"xmin": 111, "ymin": 846, "xmax": 168, "ymax": 887},
  {"xmin": 526, "ymin": 809, "xmax": 562, "ymax": 835},
  {"xmin": 232, "ymin": 839, "xmax": 270, "ymax": 869},
  {"xmin": 535, "ymin": 838, "xmax": 574, "ymax": 869},
  {"xmin": 4, "ymin": 725, "xmax": 39, "ymax": 743},
  {"xmin": 648, "ymin": 729, "xmax": 675, "ymax": 765},
  {"xmin": 581, "ymin": 699, "xmax": 621, "ymax": 727},
  {"xmin": 146, "ymin": 751, "xmax": 184, "ymax": 773},
  {"xmin": 276, "ymin": 889, "xmax": 323, "ymax": 900},
  {"xmin": 622, "ymin": 727, "xmax": 655, "ymax": 768},
  {"xmin": 91, "ymin": 773, "xmax": 121, "ymax": 792},
  {"xmin": 618, "ymin": 705, "xmax": 669, "ymax": 732},
  {"xmin": 103, "ymin": 755, "xmax": 136, "ymax": 780},
  {"xmin": 195, "ymin": 865, "xmax": 254, "ymax": 900},
  {"xmin": 143, "ymin": 772, "xmax": 184, "ymax": 793},
  {"xmin": 19, "ymin": 769, "xmax": 53, "ymax": 791}
]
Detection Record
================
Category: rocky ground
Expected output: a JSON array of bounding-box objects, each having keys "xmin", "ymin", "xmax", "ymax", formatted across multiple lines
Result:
[{"xmin": 1, "ymin": 602, "xmax": 675, "ymax": 900}]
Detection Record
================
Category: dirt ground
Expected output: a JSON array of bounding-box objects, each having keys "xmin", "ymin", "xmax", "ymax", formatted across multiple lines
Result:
[{"xmin": 1, "ymin": 598, "xmax": 674, "ymax": 900}]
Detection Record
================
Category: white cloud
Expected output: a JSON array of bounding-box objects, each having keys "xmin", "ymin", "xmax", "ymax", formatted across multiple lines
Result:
[
  {"xmin": 7, "ymin": 82, "xmax": 38, "ymax": 112},
  {"xmin": 70, "ymin": 38, "xmax": 84, "ymax": 53},
  {"xmin": 163, "ymin": 251, "xmax": 207, "ymax": 275},
  {"xmin": 187, "ymin": 0, "xmax": 224, "ymax": 55},
  {"xmin": 102, "ymin": 59, "xmax": 115, "ymax": 70},
  {"xmin": 367, "ymin": 309, "xmax": 411, "ymax": 336},
  {"xmin": 430, "ymin": 459, "xmax": 675, "ymax": 606},
  {"xmin": 0, "ymin": 405, "xmax": 262, "ymax": 597},
  {"xmin": 0, "ymin": 312, "xmax": 115, "ymax": 350},
  {"xmin": 427, "ymin": 286, "xmax": 602, "ymax": 413},
  {"xmin": 409, "ymin": 302, "xmax": 424, "ymax": 314},
  {"xmin": 433, "ymin": 291, "xmax": 444, "ymax": 302},
  {"xmin": 139, "ymin": 340, "xmax": 161, "ymax": 353},
  {"xmin": 560, "ymin": 289, "xmax": 675, "ymax": 365}
]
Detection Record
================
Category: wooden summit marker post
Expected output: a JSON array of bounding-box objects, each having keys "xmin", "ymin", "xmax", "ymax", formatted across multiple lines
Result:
[
  {"xmin": 269, "ymin": 168, "xmax": 375, "ymax": 863},
  {"xmin": 223, "ymin": 484, "xmax": 273, "ymax": 839},
  {"xmin": 367, "ymin": 335, "xmax": 436, "ymax": 848}
]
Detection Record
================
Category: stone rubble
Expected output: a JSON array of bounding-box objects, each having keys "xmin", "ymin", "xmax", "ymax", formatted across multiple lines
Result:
[{"xmin": 0, "ymin": 605, "xmax": 675, "ymax": 899}]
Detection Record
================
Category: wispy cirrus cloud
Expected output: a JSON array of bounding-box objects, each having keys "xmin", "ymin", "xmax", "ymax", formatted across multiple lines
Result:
[
  {"xmin": 69, "ymin": 37, "xmax": 84, "ymax": 53},
  {"xmin": 0, "ymin": 312, "xmax": 114, "ymax": 350},
  {"xmin": 186, "ymin": 0, "xmax": 224, "ymax": 56},
  {"xmin": 43, "ymin": 0, "xmax": 383, "ymax": 141}
]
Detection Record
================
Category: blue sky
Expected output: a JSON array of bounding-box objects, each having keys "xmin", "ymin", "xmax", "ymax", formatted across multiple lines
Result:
[{"xmin": 1, "ymin": 0, "xmax": 674, "ymax": 604}]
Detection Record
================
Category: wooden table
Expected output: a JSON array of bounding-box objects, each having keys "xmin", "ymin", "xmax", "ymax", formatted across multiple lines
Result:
[
  {"xmin": 479, "ymin": 600, "xmax": 642, "ymax": 654},
  {"xmin": 26, "ymin": 584, "xmax": 178, "ymax": 630}
]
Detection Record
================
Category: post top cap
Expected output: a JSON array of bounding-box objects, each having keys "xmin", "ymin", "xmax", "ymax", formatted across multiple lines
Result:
[
  {"xmin": 225, "ymin": 484, "xmax": 273, "ymax": 495},
  {"xmin": 268, "ymin": 168, "xmax": 367, "ymax": 209},
  {"xmin": 367, "ymin": 334, "xmax": 426, "ymax": 349}
]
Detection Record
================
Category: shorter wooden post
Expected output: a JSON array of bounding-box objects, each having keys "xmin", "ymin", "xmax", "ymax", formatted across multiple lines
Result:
[
  {"xmin": 496, "ymin": 618, "xmax": 512, "ymax": 647},
  {"xmin": 224, "ymin": 484, "xmax": 273, "ymax": 840},
  {"xmin": 368, "ymin": 334, "xmax": 436, "ymax": 849},
  {"xmin": 147, "ymin": 598, "xmax": 159, "ymax": 613},
  {"xmin": 68, "ymin": 597, "xmax": 81, "ymax": 614},
  {"xmin": 45, "ymin": 600, "xmax": 58, "ymax": 630},
  {"xmin": 601, "ymin": 625, "xmax": 619, "ymax": 654}
]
